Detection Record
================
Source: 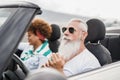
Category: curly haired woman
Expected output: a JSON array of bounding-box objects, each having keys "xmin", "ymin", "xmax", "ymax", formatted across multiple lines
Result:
[{"xmin": 20, "ymin": 18, "xmax": 52, "ymax": 70}]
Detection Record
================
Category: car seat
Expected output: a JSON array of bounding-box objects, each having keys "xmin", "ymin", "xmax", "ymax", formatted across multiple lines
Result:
[
  {"xmin": 85, "ymin": 19, "xmax": 112, "ymax": 66},
  {"xmin": 48, "ymin": 24, "xmax": 61, "ymax": 53},
  {"xmin": 101, "ymin": 35, "xmax": 120, "ymax": 62}
]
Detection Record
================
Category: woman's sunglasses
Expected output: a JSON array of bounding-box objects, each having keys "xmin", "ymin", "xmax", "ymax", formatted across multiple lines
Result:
[{"xmin": 62, "ymin": 27, "xmax": 76, "ymax": 34}]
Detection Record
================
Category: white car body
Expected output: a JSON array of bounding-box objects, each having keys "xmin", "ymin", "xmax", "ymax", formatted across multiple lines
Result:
[{"xmin": 68, "ymin": 61, "xmax": 120, "ymax": 80}]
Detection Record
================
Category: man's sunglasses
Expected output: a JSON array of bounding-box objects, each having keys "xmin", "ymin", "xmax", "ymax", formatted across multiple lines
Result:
[{"xmin": 62, "ymin": 27, "xmax": 76, "ymax": 34}]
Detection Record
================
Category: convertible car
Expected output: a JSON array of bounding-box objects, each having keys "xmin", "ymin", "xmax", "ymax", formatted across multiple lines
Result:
[{"xmin": 0, "ymin": 1, "xmax": 120, "ymax": 80}]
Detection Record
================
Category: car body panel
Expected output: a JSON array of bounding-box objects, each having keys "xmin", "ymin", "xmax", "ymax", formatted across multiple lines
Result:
[
  {"xmin": 0, "ymin": 2, "xmax": 40, "ymax": 9},
  {"xmin": 68, "ymin": 61, "xmax": 120, "ymax": 80},
  {"xmin": 106, "ymin": 27, "xmax": 120, "ymax": 35}
]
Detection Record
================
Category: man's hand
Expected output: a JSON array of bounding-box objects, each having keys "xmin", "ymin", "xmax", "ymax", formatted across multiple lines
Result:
[
  {"xmin": 42, "ymin": 53, "xmax": 65, "ymax": 74},
  {"xmin": 49, "ymin": 53, "xmax": 65, "ymax": 70}
]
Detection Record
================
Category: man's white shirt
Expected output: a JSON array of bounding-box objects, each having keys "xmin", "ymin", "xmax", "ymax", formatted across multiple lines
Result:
[{"xmin": 63, "ymin": 49, "xmax": 101, "ymax": 77}]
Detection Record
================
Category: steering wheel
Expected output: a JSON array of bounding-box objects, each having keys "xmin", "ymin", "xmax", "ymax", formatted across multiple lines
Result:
[
  {"xmin": 2, "ymin": 54, "xmax": 29, "ymax": 80},
  {"xmin": 12, "ymin": 54, "xmax": 29, "ymax": 75}
]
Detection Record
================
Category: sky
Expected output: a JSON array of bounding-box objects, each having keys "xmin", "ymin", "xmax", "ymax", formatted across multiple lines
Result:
[{"xmin": 1, "ymin": 0, "xmax": 120, "ymax": 20}]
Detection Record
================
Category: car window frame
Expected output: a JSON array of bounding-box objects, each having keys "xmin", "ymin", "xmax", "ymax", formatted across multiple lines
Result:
[{"xmin": 0, "ymin": 4, "xmax": 41, "ymax": 79}]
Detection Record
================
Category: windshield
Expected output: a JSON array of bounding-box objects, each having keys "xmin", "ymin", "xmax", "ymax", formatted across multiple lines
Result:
[{"xmin": 0, "ymin": 8, "xmax": 16, "ymax": 28}]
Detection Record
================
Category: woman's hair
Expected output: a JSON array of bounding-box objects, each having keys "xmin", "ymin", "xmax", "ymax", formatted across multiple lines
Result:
[{"xmin": 28, "ymin": 18, "xmax": 52, "ymax": 39}]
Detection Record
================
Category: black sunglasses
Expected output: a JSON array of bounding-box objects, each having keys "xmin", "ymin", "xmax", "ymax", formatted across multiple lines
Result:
[{"xmin": 62, "ymin": 27, "xmax": 76, "ymax": 34}]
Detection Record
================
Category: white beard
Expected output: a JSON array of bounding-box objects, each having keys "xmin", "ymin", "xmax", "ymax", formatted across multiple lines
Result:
[{"xmin": 58, "ymin": 36, "xmax": 81, "ymax": 61}]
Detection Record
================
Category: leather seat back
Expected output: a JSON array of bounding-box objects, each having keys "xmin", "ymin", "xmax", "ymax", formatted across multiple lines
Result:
[
  {"xmin": 48, "ymin": 24, "xmax": 61, "ymax": 53},
  {"xmin": 85, "ymin": 19, "xmax": 112, "ymax": 66}
]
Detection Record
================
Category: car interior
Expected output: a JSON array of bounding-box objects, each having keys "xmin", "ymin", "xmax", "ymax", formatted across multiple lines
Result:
[
  {"xmin": 2, "ymin": 18, "xmax": 119, "ymax": 80},
  {"xmin": 48, "ymin": 24, "xmax": 61, "ymax": 53},
  {"xmin": 85, "ymin": 19, "xmax": 112, "ymax": 66},
  {"xmin": 3, "ymin": 54, "xmax": 28, "ymax": 80},
  {"xmin": 7, "ymin": 18, "xmax": 119, "ymax": 79},
  {"xmin": 101, "ymin": 34, "xmax": 120, "ymax": 62},
  {"xmin": 2, "ymin": 23, "xmax": 61, "ymax": 80}
]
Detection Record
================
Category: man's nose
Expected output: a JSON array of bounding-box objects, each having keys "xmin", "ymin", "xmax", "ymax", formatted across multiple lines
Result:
[
  {"xmin": 64, "ymin": 29, "xmax": 69, "ymax": 36},
  {"xmin": 64, "ymin": 28, "xmax": 69, "ymax": 34}
]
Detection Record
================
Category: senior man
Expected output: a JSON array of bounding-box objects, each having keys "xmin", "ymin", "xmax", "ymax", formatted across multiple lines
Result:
[{"xmin": 44, "ymin": 19, "xmax": 101, "ymax": 77}]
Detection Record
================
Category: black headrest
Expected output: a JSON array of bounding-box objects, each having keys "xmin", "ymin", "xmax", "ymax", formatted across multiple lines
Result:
[
  {"xmin": 48, "ymin": 24, "xmax": 61, "ymax": 41},
  {"xmin": 86, "ymin": 19, "xmax": 106, "ymax": 43}
]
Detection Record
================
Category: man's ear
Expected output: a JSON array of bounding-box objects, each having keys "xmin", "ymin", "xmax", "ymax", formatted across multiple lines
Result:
[{"xmin": 82, "ymin": 31, "xmax": 88, "ymax": 40}]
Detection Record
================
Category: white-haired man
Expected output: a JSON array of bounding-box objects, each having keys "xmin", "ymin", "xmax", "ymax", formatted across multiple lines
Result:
[{"xmin": 44, "ymin": 19, "xmax": 101, "ymax": 77}]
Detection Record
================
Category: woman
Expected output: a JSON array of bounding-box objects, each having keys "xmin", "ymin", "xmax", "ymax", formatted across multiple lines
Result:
[{"xmin": 20, "ymin": 18, "xmax": 52, "ymax": 70}]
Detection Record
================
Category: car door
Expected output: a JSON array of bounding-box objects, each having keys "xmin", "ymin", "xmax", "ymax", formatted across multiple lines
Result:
[{"xmin": 68, "ymin": 61, "xmax": 120, "ymax": 80}]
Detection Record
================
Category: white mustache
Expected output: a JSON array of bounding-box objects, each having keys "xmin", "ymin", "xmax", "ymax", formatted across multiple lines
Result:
[{"xmin": 62, "ymin": 36, "xmax": 71, "ymax": 40}]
